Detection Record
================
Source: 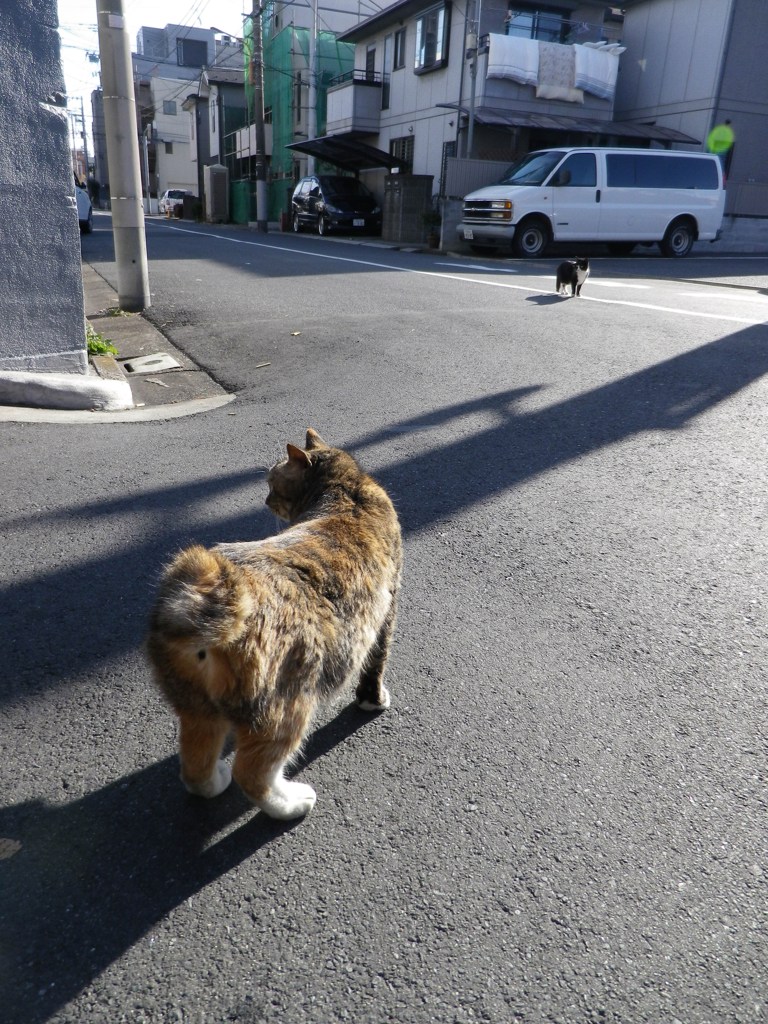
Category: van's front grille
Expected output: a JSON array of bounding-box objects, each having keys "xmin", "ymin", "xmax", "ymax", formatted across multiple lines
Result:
[{"xmin": 462, "ymin": 200, "xmax": 513, "ymax": 224}]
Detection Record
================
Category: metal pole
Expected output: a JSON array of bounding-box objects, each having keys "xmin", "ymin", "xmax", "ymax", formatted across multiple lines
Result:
[
  {"xmin": 95, "ymin": 0, "xmax": 151, "ymax": 311},
  {"xmin": 250, "ymin": 5, "xmax": 269, "ymax": 232},
  {"xmin": 467, "ymin": 50, "xmax": 477, "ymax": 159},
  {"xmin": 80, "ymin": 97, "xmax": 90, "ymax": 180},
  {"xmin": 307, "ymin": 0, "xmax": 318, "ymax": 174},
  {"xmin": 142, "ymin": 126, "xmax": 151, "ymax": 214}
]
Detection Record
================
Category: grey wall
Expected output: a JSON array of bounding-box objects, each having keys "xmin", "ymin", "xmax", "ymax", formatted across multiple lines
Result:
[
  {"xmin": 614, "ymin": 0, "xmax": 731, "ymax": 145},
  {"xmin": 0, "ymin": 0, "xmax": 87, "ymax": 373},
  {"xmin": 614, "ymin": 0, "xmax": 768, "ymax": 216},
  {"xmin": 715, "ymin": 0, "xmax": 768, "ymax": 213}
]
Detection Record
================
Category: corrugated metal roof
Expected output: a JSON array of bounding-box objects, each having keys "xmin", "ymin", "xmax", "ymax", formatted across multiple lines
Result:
[
  {"xmin": 286, "ymin": 136, "xmax": 401, "ymax": 172},
  {"xmin": 470, "ymin": 106, "xmax": 700, "ymax": 144}
]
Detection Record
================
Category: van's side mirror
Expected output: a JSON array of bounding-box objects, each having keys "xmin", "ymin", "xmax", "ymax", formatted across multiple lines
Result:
[{"xmin": 552, "ymin": 169, "xmax": 571, "ymax": 187}]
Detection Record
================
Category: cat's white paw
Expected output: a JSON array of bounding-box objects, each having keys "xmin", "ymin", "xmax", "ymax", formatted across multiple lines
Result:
[
  {"xmin": 357, "ymin": 685, "xmax": 391, "ymax": 712},
  {"xmin": 183, "ymin": 759, "xmax": 232, "ymax": 798},
  {"xmin": 257, "ymin": 779, "xmax": 317, "ymax": 820}
]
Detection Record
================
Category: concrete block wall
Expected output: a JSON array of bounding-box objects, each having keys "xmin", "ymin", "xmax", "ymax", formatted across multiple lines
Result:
[{"xmin": 0, "ymin": 0, "xmax": 87, "ymax": 373}]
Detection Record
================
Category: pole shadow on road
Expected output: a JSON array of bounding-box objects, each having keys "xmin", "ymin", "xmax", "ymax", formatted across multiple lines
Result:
[
  {"xmin": 2, "ymin": 324, "xmax": 767, "ymax": 704},
  {"xmin": 0, "ymin": 704, "xmax": 372, "ymax": 1024},
  {"xmin": 349, "ymin": 323, "xmax": 768, "ymax": 533},
  {"xmin": 3, "ymin": 324, "xmax": 767, "ymax": 706},
  {"xmin": 2, "ymin": 323, "xmax": 768, "ymax": 1018}
]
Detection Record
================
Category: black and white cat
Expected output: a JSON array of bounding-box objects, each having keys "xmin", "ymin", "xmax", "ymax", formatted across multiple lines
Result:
[{"xmin": 556, "ymin": 257, "xmax": 590, "ymax": 297}]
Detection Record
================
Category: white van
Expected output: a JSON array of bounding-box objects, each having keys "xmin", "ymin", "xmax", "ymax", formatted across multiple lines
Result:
[{"xmin": 458, "ymin": 147, "xmax": 725, "ymax": 258}]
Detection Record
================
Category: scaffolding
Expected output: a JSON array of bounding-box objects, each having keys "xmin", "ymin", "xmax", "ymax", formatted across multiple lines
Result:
[{"xmin": 228, "ymin": 11, "xmax": 354, "ymax": 222}]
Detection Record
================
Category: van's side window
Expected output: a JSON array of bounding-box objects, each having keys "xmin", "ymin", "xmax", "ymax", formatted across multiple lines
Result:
[
  {"xmin": 607, "ymin": 154, "xmax": 719, "ymax": 190},
  {"xmin": 557, "ymin": 153, "xmax": 597, "ymax": 187}
]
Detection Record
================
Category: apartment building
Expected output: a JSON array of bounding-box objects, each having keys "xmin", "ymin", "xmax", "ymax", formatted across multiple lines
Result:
[{"xmin": 310, "ymin": 0, "xmax": 765, "ymax": 231}]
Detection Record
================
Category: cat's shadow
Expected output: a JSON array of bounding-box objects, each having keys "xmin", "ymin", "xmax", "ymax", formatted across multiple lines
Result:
[
  {"xmin": 0, "ymin": 701, "xmax": 371, "ymax": 1024},
  {"xmin": 527, "ymin": 293, "xmax": 571, "ymax": 305}
]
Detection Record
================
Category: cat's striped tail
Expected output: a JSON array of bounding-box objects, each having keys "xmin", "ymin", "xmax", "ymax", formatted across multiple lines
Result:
[{"xmin": 151, "ymin": 544, "xmax": 253, "ymax": 648}]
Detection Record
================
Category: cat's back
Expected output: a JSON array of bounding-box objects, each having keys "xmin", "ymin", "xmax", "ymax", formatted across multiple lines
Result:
[{"xmin": 219, "ymin": 456, "xmax": 400, "ymax": 621}]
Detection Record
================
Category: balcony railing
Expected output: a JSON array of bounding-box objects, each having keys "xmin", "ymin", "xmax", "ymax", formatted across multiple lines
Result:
[
  {"xmin": 326, "ymin": 70, "xmax": 384, "ymax": 134},
  {"xmin": 328, "ymin": 68, "xmax": 383, "ymax": 89}
]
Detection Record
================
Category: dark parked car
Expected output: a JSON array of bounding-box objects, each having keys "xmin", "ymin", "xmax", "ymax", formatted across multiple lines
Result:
[{"xmin": 291, "ymin": 175, "xmax": 382, "ymax": 236}]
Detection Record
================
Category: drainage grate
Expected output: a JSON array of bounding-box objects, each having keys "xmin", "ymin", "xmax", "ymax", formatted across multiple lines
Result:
[{"xmin": 121, "ymin": 353, "xmax": 183, "ymax": 375}]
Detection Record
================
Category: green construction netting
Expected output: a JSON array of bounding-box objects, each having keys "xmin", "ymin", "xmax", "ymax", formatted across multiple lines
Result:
[{"xmin": 236, "ymin": 11, "xmax": 354, "ymax": 221}]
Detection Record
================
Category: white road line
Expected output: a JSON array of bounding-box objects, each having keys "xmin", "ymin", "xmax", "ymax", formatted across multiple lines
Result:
[
  {"xmin": 161, "ymin": 225, "xmax": 767, "ymax": 326},
  {"xmin": 580, "ymin": 280, "xmax": 651, "ymax": 289},
  {"xmin": 677, "ymin": 290, "xmax": 768, "ymax": 304},
  {"xmin": 435, "ymin": 262, "xmax": 519, "ymax": 273}
]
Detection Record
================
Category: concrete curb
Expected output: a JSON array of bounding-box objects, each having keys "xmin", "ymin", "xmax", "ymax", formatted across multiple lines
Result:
[
  {"xmin": 0, "ymin": 391, "xmax": 235, "ymax": 424},
  {"xmin": 0, "ymin": 261, "xmax": 235, "ymax": 423},
  {"xmin": 0, "ymin": 368, "xmax": 134, "ymax": 412}
]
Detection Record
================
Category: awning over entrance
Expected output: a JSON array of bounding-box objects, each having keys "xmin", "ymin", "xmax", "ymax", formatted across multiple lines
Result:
[
  {"xmin": 285, "ymin": 136, "xmax": 401, "ymax": 173},
  {"xmin": 460, "ymin": 106, "xmax": 700, "ymax": 145}
]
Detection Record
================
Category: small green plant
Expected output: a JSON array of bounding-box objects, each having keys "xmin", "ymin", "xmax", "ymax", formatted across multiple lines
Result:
[{"xmin": 86, "ymin": 323, "xmax": 118, "ymax": 357}]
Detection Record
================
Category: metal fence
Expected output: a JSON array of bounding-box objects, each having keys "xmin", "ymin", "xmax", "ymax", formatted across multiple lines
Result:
[{"xmin": 443, "ymin": 157, "xmax": 511, "ymax": 200}]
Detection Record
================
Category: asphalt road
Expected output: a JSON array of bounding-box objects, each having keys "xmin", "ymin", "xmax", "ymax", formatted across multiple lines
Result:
[{"xmin": 1, "ymin": 214, "xmax": 766, "ymax": 1023}]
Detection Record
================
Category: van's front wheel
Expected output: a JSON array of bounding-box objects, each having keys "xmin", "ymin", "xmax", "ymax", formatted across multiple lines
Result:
[
  {"xmin": 512, "ymin": 217, "xmax": 550, "ymax": 258},
  {"xmin": 660, "ymin": 218, "xmax": 696, "ymax": 258}
]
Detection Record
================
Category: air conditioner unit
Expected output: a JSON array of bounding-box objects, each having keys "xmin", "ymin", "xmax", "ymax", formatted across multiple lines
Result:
[{"xmin": 204, "ymin": 163, "xmax": 229, "ymax": 223}]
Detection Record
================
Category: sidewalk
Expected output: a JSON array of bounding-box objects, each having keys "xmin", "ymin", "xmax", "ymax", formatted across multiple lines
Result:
[{"xmin": 0, "ymin": 264, "xmax": 234, "ymax": 423}]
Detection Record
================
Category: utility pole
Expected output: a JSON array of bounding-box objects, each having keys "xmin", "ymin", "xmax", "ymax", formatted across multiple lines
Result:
[
  {"xmin": 80, "ymin": 97, "xmax": 90, "ymax": 180},
  {"xmin": 250, "ymin": 4, "xmax": 269, "ymax": 233},
  {"xmin": 307, "ymin": 0, "xmax": 318, "ymax": 174},
  {"xmin": 95, "ymin": 0, "xmax": 151, "ymax": 311}
]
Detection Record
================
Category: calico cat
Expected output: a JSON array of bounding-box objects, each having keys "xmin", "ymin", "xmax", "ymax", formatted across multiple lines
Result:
[
  {"xmin": 147, "ymin": 428, "xmax": 402, "ymax": 820},
  {"xmin": 556, "ymin": 257, "xmax": 590, "ymax": 297}
]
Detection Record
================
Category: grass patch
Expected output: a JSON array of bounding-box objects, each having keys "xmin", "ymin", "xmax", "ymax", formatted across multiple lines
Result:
[{"xmin": 86, "ymin": 323, "xmax": 118, "ymax": 357}]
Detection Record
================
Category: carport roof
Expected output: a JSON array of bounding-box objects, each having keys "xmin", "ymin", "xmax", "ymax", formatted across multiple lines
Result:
[
  {"xmin": 469, "ymin": 106, "xmax": 700, "ymax": 144},
  {"xmin": 285, "ymin": 136, "xmax": 402, "ymax": 173}
]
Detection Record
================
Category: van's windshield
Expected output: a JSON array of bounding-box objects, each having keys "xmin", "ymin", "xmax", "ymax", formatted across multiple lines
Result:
[{"xmin": 496, "ymin": 151, "xmax": 565, "ymax": 186}]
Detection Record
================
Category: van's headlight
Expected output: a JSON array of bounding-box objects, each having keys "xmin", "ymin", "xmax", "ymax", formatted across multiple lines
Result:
[{"xmin": 489, "ymin": 200, "xmax": 513, "ymax": 221}]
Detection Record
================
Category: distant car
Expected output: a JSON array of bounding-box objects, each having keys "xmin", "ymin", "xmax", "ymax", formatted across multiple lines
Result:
[
  {"xmin": 291, "ymin": 175, "xmax": 382, "ymax": 236},
  {"xmin": 74, "ymin": 176, "xmax": 93, "ymax": 234},
  {"xmin": 159, "ymin": 188, "xmax": 192, "ymax": 215}
]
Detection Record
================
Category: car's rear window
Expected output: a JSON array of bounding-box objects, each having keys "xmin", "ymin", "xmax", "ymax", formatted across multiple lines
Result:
[{"xmin": 320, "ymin": 177, "xmax": 371, "ymax": 198}]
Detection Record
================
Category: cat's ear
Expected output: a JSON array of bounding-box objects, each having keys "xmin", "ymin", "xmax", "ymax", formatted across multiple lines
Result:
[
  {"xmin": 305, "ymin": 427, "xmax": 328, "ymax": 450},
  {"xmin": 286, "ymin": 443, "xmax": 312, "ymax": 467}
]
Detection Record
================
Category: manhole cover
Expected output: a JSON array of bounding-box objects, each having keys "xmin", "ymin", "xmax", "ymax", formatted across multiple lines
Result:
[{"xmin": 121, "ymin": 353, "xmax": 182, "ymax": 374}]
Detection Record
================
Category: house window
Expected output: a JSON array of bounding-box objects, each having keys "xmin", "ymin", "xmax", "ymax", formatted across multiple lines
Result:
[
  {"xmin": 439, "ymin": 139, "xmax": 456, "ymax": 197},
  {"xmin": 505, "ymin": 6, "xmax": 569, "ymax": 43},
  {"xmin": 176, "ymin": 38, "xmax": 207, "ymax": 67},
  {"xmin": 390, "ymin": 135, "xmax": 414, "ymax": 170},
  {"xmin": 164, "ymin": 141, "xmax": 173, "ymax": 155},
  {"xmin": 414, "ymin": 4, "xmax": 450, "ymax": 74},
  {"xmin": 366, "ymin": 45, "xmax": 376, "ymax": 81},
  {"xmin": 163, "ymin": 99, "xmax": 177, "ymax": 116},
  {"xmin": 393, "ymin": 28, "xmax": 406, "ymax": 70}
]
